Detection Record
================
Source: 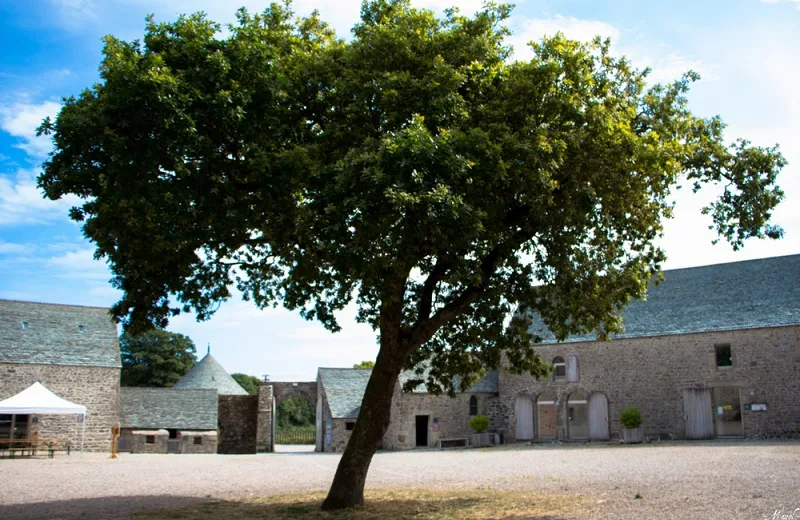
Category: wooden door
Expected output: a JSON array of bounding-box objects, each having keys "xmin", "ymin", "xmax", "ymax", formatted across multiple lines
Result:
[
  {"xmin": 683, "ymin": 389, "xmax": 714, "ymax": 439},
  {"xmin": 515, "ymin": 395, "xmax": 534, "ymax": 441},
  {"xmin": 588, "ymin": 393, "xmax": 609, "ymax": 441},
  {"xmin": 537, "ymin": 402, "xmax": 557, "ymax": 439}
]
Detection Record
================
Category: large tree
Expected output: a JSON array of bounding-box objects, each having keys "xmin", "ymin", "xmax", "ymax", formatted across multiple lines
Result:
[
  {"xmin": 120, "ymin": 329, "xmax": 197, "ymax": 387},
  {"xmin": 38, "ymin": 1, "xmax": 785, "ymax": 509}
]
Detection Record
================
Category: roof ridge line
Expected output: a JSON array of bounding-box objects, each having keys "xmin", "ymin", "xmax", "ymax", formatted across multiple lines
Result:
[{"xmin": 0, "ymin": 298, "xmax": 112, "ymax": 311}]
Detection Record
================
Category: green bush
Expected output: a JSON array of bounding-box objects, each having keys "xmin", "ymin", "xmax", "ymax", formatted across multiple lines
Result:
[
  {"xmin": 277, "ymin": 396, "xmax": 315, "ymax": 429},
  {"xmin": 469, "ymin": 415, "xmax": 490, "ymax": 433},
  {"xmin": 619, "ymin": 407, "xmax": 643, "ymax": 429}
]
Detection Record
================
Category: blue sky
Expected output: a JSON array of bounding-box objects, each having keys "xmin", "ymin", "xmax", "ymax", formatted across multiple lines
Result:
[{"xmin": 1, "ymin": 0, "xmax": 798, "ymax": 381}]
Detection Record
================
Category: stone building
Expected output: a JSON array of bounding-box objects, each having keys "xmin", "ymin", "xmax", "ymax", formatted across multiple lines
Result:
[
  {"xmin": 0, "ymin": 300, "xmax": 120, "ymax": 452},
  {"xmin": 118, "ymin": 387, "xmax": 218, "ymax": 454},
  {"xmin": 316, "ymin": 367, "xmax": 499, "ymax": 452},
  {"xmin": 499, "ymin": 254, "xmax": 800, "ymax": 442},
  {"xmin": 316, "ymin": 254, "xmax": 800, "ymax": 452}
]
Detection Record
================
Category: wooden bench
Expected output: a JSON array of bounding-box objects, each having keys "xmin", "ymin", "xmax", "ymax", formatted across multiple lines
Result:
[
  {"xmin": 0, "ymin": 439, "xmax": 71, "ymax": 458},
  {"xmin": 437, "ymin": 437, "xmax": 469, "ymax": 449}
]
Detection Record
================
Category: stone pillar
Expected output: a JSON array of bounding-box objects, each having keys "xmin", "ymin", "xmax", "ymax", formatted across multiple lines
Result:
[{"xmin": 256, "ymin": 384, "xmax": 274, "ymax": 452}]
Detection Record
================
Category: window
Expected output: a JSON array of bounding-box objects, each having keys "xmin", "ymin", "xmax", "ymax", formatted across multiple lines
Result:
[
  {"xmin": 193, "ymin": 436, "xmax": 202, "ymax": 445},
  {"xmin": 145, "ymin": 435, "xmax": 155, "ymax": 444},
  {"xmin": 553, "ymin": 357, "xmax": 566, "ymax": 381},
  {"xmin": 715, "ymin": 344, "xmax": 733, "ymax": 368},
  {"xmin": 345, "ymin": 422, "xmax": 355, "ymax": 431},
  {"xmin": 21, "ymin": 321, "xmax": 29, "ymax": 329},
  {"xmin": 78, "ymin": 325, "xmax": 85, "ymax": 333},
  {"xmin": 469, "ymin": 396, "xmax": 478, "ymax": 416},
  {"xmin": 566, "ymin": 355, "xmax": 579, "ymax": 382}
]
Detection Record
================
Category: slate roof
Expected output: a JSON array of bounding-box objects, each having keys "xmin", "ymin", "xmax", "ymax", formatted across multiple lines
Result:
[
  {"xmin": 399, "ymin": 367, "xmax": 500, "ymax": 393},
  {"xmin": 119, "ymin": 387, "xmax": 218, "ymax": 430},
  {"xmin": 318, "ymin": 368, "xmax": 372, "ymax": 419},
  {"xmin": 319, "ymin": 367, "xmax": 499, "ymax": 419},
  {"xmin": 0, "ymin": 300, "xmax": 120, "ymax": 368},
  {"xmin": 172, "ymin": 353, "xmax": 248, "ymax": 395},
  {"xmin": 531, "ymin": 254, "xmax": 800, "ymax": 344}
]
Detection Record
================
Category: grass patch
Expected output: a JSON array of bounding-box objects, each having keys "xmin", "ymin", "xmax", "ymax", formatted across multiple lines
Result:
[{"xmin": 133, "ymin": 488, "xmax": 587, "ymax": 519}]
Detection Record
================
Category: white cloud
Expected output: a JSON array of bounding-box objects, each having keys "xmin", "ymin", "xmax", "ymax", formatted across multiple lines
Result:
[
  {"xmin": 0, "ymin": 169, "xmax": 79, "ymax": 226},
  {"xmin": 0, "ymin": 101, "xmax": 61, "ymax": 158},
  {"xmin": 0, "ymin": 241, "xmax": 31, "ymax": 254},
  {"xmin": 46, "ymin": 248, "xmax": 112, "ymax": 281},
  {"xmin": 760, "ymin": 0, "xmax": 800, "ymax": 6},
  {"xmin": 508, "ymin": 15, "xmax": 619, "ymax": 62}
]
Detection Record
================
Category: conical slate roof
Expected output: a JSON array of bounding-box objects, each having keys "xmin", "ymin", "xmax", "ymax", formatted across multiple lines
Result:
[{"xmin": 172, "ymin": 353, "xmax": 248, "ymax": 395}]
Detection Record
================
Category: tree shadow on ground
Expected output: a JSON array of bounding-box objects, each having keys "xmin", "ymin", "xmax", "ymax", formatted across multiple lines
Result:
[
  {"xmin": 0, "ymin": 490, "xmax": 585, "ymax": 520},
  {"xmin": 0, "ymin": 495, "xmax": 211, "ymax": 520},
  {"xmin": 129, "ymin": 489, "xmax": 585, "ymax": 520}
]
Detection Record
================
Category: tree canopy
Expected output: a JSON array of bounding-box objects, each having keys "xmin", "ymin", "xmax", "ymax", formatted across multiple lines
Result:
[
  {"xmin": 276, "ymin": 396, "xmax": 315, "ymax": 429},
  {"xmin": 353, "ymin": 361, "xmax": 375, "ymax": 369},
  {"xmin": 231, "ymin": 373, "xmax": 261, "ymax": 395},
  {"xmin": 38, "ymin": 0, "xmax": 785, "ymax": 508},
  {"xmin": 120, "ymin": 329, "xmax": 197, "ymax": 387}
]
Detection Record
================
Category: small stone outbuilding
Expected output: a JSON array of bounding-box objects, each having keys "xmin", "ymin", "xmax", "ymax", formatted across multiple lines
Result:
[
  {"xmin": 316, "ymin": 367, "xmax": 499, "ymax": 452},
  {"xmin": 118, "ymin": 387, "xmax": 218, "ymax": 454}
]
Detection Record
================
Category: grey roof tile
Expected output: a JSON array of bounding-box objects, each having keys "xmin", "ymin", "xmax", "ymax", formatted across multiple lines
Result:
[
  {"xmin": 531, "ymin": 254, "xmax": 800, "ymax": 343},
  {"xmin": 0, "ymin": 300, "xmax": 120, "ymax": 367},
  {"xmin": 318, "ymin": 368, "xmax": 372, "ymax": 419},
  {"xmin": 119, "ymin": 387, "xmax": 218, "ymax": 430},
  {"xmin": 172, "ymin": 353, "xmax": 248, "ymax": 395},
  {"xmin": 320, "ymin": 366, "xmax": 499, "ymax": 419}
]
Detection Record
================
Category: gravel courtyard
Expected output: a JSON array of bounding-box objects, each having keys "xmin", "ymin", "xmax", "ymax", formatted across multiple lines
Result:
[{"xmin": 1, "ymin": 441, "xmax": 798, "ymax": 520}]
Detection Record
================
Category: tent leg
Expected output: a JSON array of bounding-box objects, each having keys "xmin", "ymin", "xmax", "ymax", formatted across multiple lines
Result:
[{"xmin": 81, "ymin": 413, "xmax": 86, "ymax": 455}]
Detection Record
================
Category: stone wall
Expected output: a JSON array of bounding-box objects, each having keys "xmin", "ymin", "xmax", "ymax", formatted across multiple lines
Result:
[
  {"xmin": 256, "ymin": 384, "xmax": 274, "ymax": 452},
  {"xmin": 129, "ymin": 429, "xmax": 168, "ymax": 454},
  {"xmin": 217, "ymin": 394, "xmax": 258, "ymax": 454},
  {"xmin": 319, "ymin": 379, "xmax": 498, "ymax": 452},
  {"xmin": 272, "ymin": 381, "xmax": 317, "ymax": 409},
  {"xmin": 500, "ymin": 325, "xmax": 800, "ymax": 442},
  {"xmin": 0, "ymin": 363, "xmax": 119, "ymax": 452},
  {"xmin": 383, "ymin": 390, "xmax": 495, "ymax": 450},
  {"xmin": 178, "ymin": 430, "xmax": 217, "ymax": 454}
]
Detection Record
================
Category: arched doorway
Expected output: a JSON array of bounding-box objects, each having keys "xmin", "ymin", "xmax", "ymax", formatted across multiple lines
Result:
[
  {"xmin": 567, "ymin": 390, "xmax": 589, "ymax": 440},
  {"xmin": 514, "ymin": 395, "xmax": 534, "ymax": 441},
  {"xmin": 536, "ymin": 392, "xmax": 558, "ymax": 440},
  {"xmin": 588, "ymin": 392, "xmax": 609, "ymax": 441}
]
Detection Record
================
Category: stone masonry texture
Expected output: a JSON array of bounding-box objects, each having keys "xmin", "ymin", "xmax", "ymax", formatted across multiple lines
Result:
[
  {"xmin": 0, "ymin": 363, "xmax": 119, "ymax": 452},
  {"xmin": 499, "ymin": 325, "xmax": 800, "ymax": 442},
  {"xmin": 217, "ymin": 395, "xmax": 258, "ymax": 454}
]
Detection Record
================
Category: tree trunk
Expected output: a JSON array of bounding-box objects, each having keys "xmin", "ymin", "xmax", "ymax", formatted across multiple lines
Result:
[{"xmin": 321, "ymin": 336, "xmax": 406, "ymax": 509}]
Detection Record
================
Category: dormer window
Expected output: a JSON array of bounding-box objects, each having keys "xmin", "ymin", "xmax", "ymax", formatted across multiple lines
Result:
[
  {"xmin": 78, "ymin": 325, "xmax": 85, "ymax": 333},
  {"xmin": 22, "ymin": 321, "xmax": 29, "ymax": 329}
]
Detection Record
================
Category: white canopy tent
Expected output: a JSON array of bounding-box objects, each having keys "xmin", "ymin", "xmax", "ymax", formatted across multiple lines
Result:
[{"xmin": 0, "ymin": 382, "xmax": 87, "ymax": 453}]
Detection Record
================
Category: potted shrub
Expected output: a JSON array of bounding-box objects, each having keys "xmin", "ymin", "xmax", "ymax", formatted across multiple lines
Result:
[
  {"xmin": 619, "ymin": 407, "xmax": 644, "ymax": 444},
  {"xmin": 469, "ymin": 415, "xmax": 492, "ymax": 447}
]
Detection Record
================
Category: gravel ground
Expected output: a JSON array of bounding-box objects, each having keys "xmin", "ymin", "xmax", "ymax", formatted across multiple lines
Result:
[{"xmin": 1, "ymin": 440, "xmax": 798, "ymax": 520}]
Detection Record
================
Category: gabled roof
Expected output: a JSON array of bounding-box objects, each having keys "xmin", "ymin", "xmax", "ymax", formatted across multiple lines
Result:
[
  {"xmin": 532, "ymin": 254, "xmax": 800, "ymax": 344},
  {"xmin": 172, "ymin": 353, "xmax": 248, "ymax": 395},
  {"xmin": 318, "ymin": 368, "xmax": 372, "ymax": 419},
  {"xmin": 319, "ymin": 367, "xmax": 499, "ymax": 420},
  {"xmin": 0, "ymin": 300, "xmax": 120, "ymax": 368},
  {"xmin": 119, "ymin": 387, "xmax": 218, "ymax": 430}
]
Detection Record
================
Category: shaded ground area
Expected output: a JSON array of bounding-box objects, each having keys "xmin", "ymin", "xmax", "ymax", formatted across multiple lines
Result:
[
  {"xmin": 1, "ymin": 441, "xmax": 798, "ymax": 519},
  {"xmin": 131, "ymin": 489, "xmax": 586, "ymax": 520}
]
